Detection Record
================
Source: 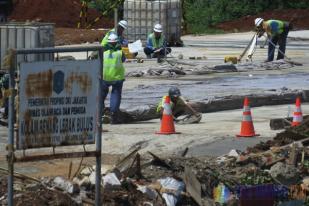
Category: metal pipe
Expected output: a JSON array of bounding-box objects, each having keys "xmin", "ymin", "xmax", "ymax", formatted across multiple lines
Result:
[
  {"xmin": 15, "ymin": 45, "xmax": 103, "ymax": 54},
  {"xmin": 95, "ymin": 47, "xmax": 104, "ymax": 206},
  {"xmin": 14, "ymin": 151, "xmax": 100, "ymax": 162},
  {"xmin": 265, "ymin": 35, "xmax": 291, "ymax": 60},
  {"xmin": 7, "ymin": 50, "xmax": 16, "ymax": 206}
]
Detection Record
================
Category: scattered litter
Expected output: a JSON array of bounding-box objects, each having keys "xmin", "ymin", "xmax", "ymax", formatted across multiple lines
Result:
[{"xmin": 102, "ymin": 173, "xmax": 121, "ymax": 189}]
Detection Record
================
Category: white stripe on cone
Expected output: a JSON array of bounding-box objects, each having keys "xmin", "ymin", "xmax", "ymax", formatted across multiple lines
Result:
[
  {"xmin": 242, "ymin": 115, "xmax": 252, "ymax": 122},
  {"xmin": 293, "ymin": 115, "xmax": 303, "ymax": 122},
  {"xmin": 163, "ymin": 102, "xmax": 172, "ymax": 115},
  {"xmin": 243, "ymin": 106, "xmax": 250, "ymax": 112}
]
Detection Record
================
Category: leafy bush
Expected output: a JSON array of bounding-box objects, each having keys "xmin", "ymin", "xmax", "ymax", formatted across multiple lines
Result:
[{"xmin": 183, "ymin": 0, "xmax": 309, "ymax": 34}]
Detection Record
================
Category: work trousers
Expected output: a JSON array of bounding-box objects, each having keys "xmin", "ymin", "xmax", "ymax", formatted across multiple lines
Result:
[
  {"xmin": 267, "ymin": 29, "xmax": 289, "ymax": 61},
  {"xmin": 102, "ymin": 80, "xmax": 124, "ymax": 113},
  {"xmin": 144, "ymin": 47, "xmax": 172, "ymax": 58}
]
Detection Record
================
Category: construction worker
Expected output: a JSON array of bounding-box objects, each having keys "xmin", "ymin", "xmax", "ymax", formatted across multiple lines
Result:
[
  {"xmin": 144, "ymin": 24, "xmax": 171, "ymax": 59},
  {"xmin": 101, "ymin": 20, "xmax": 128, "ymax": 51},
  {"xmin": 102, "ymin": 33, "xmax": 126, "ymax": 124},
  {"xmin": 255, "ymin": 18, "xmax": 291, "ymax": 62},
  {"xmin": 157, "ymin": 87, "xmax": 199, "ymax": 121},
  {"xmin": 0, "ymin": 73, "xmax": 9, "ymax": 119}
]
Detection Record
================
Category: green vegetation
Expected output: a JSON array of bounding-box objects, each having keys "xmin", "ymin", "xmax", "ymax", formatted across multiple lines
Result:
[
  {"xmin": 83, "ymin": 0, "xmax": 309, "ymax": 34},
  {"xmin": 82, "ymin": 0, "xmax": 124, "ymax": 16},
  {"xmin": 183, "ymin": 0, "xmax": 309, "ymax": 34}
]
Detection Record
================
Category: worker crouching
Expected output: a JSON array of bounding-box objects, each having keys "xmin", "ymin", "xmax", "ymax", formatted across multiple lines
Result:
[
  {"xmin": 144, "ymin": 24, "xmax": 171, "ymax": 61},
  {"xmin": 157, "ymin": 87, "xmax": 201, "ymax": 124}
]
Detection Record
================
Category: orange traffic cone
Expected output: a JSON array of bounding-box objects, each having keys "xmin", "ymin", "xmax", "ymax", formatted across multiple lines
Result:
[
  {"xmin": 156, "ymin": 96, "xmax": 181, "ymax": 135},
  {"xmin": 236, "ymin": 97, "xmax": 259, "ymax": 137},
  {"xmin": 292, "ymin": 97, "xmax": 303, "ymax": 126}
]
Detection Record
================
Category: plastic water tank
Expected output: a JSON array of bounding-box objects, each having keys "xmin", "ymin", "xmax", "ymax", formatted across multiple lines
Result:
[
  {"xmin": 123, "ymin": 0, "xmax": 181, "ymax": 45},
  {"xmin": 0, "ymin": 22, "xmax": 54, "ymax": 70}
]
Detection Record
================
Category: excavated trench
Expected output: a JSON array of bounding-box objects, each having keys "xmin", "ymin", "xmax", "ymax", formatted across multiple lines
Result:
[
  {"xmin": 122, "ymin": 72, "xmax": 309, "ymax": 108},
  {"xmin": 111, "ymin": 71, "xmax": 309, "ymax": 123}
]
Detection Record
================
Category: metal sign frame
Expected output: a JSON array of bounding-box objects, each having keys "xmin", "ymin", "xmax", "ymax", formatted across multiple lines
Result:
[{"xmin": 6, "ymin": 46, "xmax": 103, "ymax": 206}]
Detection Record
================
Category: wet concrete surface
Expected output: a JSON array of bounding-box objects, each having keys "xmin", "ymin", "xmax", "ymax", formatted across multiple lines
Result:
[{"xmin": 121, "ymin": 71, "xmax": 309, "ymax": 109}]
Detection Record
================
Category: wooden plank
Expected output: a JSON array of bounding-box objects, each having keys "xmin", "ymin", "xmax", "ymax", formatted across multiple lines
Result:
[
  {"xmin": 148, "ymin": 151, "xmax": 172, "ymax": 169},
  {"xmin": 115, "ymin": 147, "xmax": 140, "ymax": 173},
  {"xmin": 183, "ymin": 166, "xmax": 203, "ymax": 206},
  {"xmin": 288, "ymin": 143, "xmax": 298, "ymax": 166}
]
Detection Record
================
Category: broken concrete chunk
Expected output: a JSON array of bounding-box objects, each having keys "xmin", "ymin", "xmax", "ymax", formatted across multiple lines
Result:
[
  {"xmin": 270, "ymin": 117, "xmax": 292, "ymax": 130},
  {"xmin": 228, "ymin": 149, "xmax": 241, "ymax": 157},
  {"xmin": 25, "ymin": 183, "xmax": 42, "ymax": 191},
  {"xmin": 103, "ymin": 173, "xmax": 122, "ymax": 189},
  {"xmin": 137, "ymin": 185, "xmax": 158, "ymax": 200},
  {"xmin": 213, "ymin": 64, "xmax": 237, "ymax": 72},
  {"xmin": 53, "ymin": 176, "xmax": 79, "ymax": 194},
  {"xmin": 73, "ymin": 176, "xmax": 91, "ymax": 189},
  {"xmin": 270, "ymin": 162, "xmax": 300, "ymax": 185},
  {"xmin": 80, "ymin": 166, "xmax": 93, "ymax": 176}
]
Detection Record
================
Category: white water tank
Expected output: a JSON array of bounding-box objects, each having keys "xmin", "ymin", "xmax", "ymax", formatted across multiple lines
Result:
[
  {"xmin": 0, "ymin": 22, "xmax": 54, "ymax": 70},
  {"xmin": 123, "ymin": 0, "xmax": 182, "ymax": 45}
]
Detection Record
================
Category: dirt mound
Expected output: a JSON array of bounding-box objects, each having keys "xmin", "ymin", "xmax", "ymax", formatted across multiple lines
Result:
[
  {"xmin": 9, "ymin": 0, "xmax": 113, "ymax": 28},
  {"xmin": 216, "ymin": 9, "xmax": 309, "ymax": 32},
  {"xmin": 55, "ymin": 28, "xmax": 106, "ymax": 45}
]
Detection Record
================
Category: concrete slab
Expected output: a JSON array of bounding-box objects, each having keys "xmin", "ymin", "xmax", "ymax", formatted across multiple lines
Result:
[{"xmin": 100, "ymin": 103, "xmax": 309, "ymax": 156}]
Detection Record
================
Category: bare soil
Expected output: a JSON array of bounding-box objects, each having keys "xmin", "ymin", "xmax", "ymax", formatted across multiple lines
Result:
[
  {"xmin": 55, "ymin": 28, "xmax": 106, "ymax": 46},
  {"xmin": 9, "ymin": 0, "xmax": 113, "ymax": 28}
]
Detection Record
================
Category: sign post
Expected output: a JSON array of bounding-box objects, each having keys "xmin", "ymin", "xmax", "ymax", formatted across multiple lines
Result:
[{"xmin": 7, "ymin": 46, "xmax": 103, "ymax": 206}]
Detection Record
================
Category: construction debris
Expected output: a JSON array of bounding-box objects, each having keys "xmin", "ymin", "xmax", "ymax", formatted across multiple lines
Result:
[
  {"xmin": 126, "ymin": 59, "xmax": 298, "ymax": 78},
  {"xmin": 1, "ymin": 117, "xmax": 309, "ymax": 205}
]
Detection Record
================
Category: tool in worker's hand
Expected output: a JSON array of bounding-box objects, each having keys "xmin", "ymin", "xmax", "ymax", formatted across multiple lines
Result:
[
  {"xmin": 184, "ymin": 100, "xmax": 200, "ymax": 118},
  {"xmin": 225, "ymin": 33, "xmax": 257, "ymax": 64},
  {"xmin": 246, "ymin": 34, "xmax": 257, "ymax": 61},
  {"xmin": 264, "ymin": 34, "xmax": 302, "ymax": 66},
  {"xmin": 264, "ymin": 35, "xmax": 290, "ymax": 60},
  {"xmin": 260, "ymin": 37, "xmax": 268, "ymax": 48}
]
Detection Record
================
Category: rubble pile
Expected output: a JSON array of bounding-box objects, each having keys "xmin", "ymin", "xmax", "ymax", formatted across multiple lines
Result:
[
  {"xmin": 0, "ymin": 171, "xmax": 78, "ymax": 205},
  {"xmin": 248, "ymin": 117, "xmax": 309, "ymax": 153},
  {"xmin": 1, "ymin": 122, "xmax": 309, "ymax": 206}
]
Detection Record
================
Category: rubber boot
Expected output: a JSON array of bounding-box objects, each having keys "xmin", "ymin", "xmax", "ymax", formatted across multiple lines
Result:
[{"xmin": 111, "ymin": 112, "xmax": 121, "ymax": 124}]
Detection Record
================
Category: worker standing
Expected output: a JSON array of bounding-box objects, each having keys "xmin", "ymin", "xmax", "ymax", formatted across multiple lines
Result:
[
  {"xmin": 255, "ymin": 18, "xmax": 291, "ymax": 62},
  {"xmin": 144, "ymin": 24, "xmax": 171, "ymax": 60},
  {"xmin": 102, "ymin": 33, "xmax": 126, "ymax": 124},
  {"xmin": 157, "ymin": 87, "xmax": 200, "ymax": 121},
  {"xmin": 101, "ymin": 20, "xmax": 128, "ymax": 51}
]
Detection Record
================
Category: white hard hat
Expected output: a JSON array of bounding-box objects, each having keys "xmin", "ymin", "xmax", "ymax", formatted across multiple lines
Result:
[
  {"xmin": 154, "ymin": 24, "xmax": 163, "ymax": 32},
  {"xmin": 255, "ymin": 18, "xmax": 264, "ymax": 27},
  {"xmin": 118, "ymin": 20, "xmax": 128, "ymax": 29},
  {"xmin": 108, "ymin": 33, "xmax": 118, "ymax": 43}
]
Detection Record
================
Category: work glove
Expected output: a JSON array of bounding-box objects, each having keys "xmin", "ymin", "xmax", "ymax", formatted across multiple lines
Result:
[
  {"xmin": 256, "ymin": 28, "xmax": 265, "ymax": 38},
  {"xmin": 154, "ymin": 48, "xmax": 163, "ymax": 53}
]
